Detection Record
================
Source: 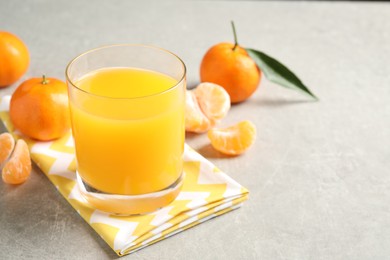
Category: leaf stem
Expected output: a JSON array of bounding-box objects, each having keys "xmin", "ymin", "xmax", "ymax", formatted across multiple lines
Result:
[
  {"xmin": 231, "ymin": 21, "xmax": 239, "ymax": 51},
  {"xmin": 42, "ymin": 75, "xmax": 49, "ymax": 85}
]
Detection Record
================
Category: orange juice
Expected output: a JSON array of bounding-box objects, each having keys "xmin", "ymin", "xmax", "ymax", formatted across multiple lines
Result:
[{"xmin": 69, "ymin": 67, "xmax": 185, "ymax": 195}]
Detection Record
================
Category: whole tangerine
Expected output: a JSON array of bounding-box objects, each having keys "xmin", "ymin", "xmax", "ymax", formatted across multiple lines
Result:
[
  {"xmin": 200, "ymin": 23, "xmax": 261, "ymax": 103},
  {"xmin": 10, "ymin": 75, "xmax": 71, "ymax": 141},
  {"xmin": 200, "ymin": 43, "xmax": 261, "ymax": 104},
  {"xmin": 0, "ymin": 31, "xmax": 30, "ymax": 87}
]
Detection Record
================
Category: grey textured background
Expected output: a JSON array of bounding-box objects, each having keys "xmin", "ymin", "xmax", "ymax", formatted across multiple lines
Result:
[{"xmin": 1, "ymin": 0, "xmax": 390, "ymax": 259}]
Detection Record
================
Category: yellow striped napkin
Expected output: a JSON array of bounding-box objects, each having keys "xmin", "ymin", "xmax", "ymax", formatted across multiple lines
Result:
[{"xmin": 0, "ymin": 96, "xmax": 249, "ymax": 256}]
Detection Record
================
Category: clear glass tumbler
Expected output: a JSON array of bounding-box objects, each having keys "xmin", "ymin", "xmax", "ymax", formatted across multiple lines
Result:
[{"xmin": 66, "ymin": 45, "xmax": 186, "ymax": 215}]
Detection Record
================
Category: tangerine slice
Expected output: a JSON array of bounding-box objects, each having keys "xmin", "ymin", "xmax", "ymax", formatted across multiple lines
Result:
[
  {"xmin": 0, "ymin": 133, "xmax": 15, "ymax": 165},
  {"xmin": 208, "ymin": 120, "xmax": 256, "ymax": 155},
  {"xmin": 185, "ymin": 90, "xmax": 212, "ymax": 133},
  {"xmin": 2, "ymin": 139, "xmax": 31, "ymax": 184},
  {"xmin": 194, "ymin": 82, "xmax": 230, "ymax": 122}
]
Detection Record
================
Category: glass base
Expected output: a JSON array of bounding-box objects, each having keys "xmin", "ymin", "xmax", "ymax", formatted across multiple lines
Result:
[{"xmin": 76, "ymin": 172, "xmax": 184, "ymax": 215}]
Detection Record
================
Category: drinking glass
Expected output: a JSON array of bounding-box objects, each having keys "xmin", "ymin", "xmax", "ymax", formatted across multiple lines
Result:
[{"xmin": 66, "ymin": 45, "xmax": 186, "ymax": 215}]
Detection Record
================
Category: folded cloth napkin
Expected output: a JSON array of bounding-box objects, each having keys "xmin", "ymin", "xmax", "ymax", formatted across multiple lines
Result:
[{"xmin": 0, "ymin": 96, "xmax": 249, "ymax": 256}]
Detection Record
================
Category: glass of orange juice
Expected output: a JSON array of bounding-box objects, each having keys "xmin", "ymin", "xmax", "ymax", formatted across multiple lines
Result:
[{"xmin": 65, "ymin": 45, "xmax": 186, "ymax": 215}]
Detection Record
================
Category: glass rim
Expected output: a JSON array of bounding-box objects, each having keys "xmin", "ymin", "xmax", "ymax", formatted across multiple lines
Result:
[{"xmin": 65, "ymin": 44, "xmax": 186, "ymax": 100}]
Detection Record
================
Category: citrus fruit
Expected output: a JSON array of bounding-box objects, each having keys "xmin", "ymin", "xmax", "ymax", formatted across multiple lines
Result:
[
  {"xmin": 2, "ymin": 139, "xmax": 31, "ymax": 184},
  {"xmin": 200, "ymin": 42, "xmax": 261, "ymax": 104},
  {"xmin": 208, "ymin": 120, "xmax": 256, "ymax": 155},
  {"xmin": 185, "ymin": 90, "xmax": 211, "ymax": 133},
  {"xmin": 10, "ymin": 75, "xmax": 71, "ymax": 141},
  {"xmin": 185, "ymin": 83, "xmax": 230, "ymax": 133},
  {"xmin": 0, "ymin": 133, "xmax": 15, "ymax": 165},
  {"xmin": 200, "ymin": 22, "xmax": 261, "ymax": 103},
  {"xmin": 194, "ymin": 82, "xmax": 230, "ymax": 123},
  {"xmin": 0, "ymin": 31, "xmax": 30, "ymax": 87}
]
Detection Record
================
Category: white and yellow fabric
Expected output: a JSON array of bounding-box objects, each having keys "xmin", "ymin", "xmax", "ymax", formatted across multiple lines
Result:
[{"xmin": 0, "ymin": 96, "xmax": 249, "ymax": 256}]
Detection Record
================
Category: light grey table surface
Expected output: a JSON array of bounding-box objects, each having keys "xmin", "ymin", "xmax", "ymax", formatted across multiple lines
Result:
[{"xmin": 1, "ymin": 0, "xmax": 390, "ymax": 259}]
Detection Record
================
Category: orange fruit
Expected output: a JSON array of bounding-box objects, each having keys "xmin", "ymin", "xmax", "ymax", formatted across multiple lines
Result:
[
  {"xmin": 0, "ymin": 31, "xmax": 30, "ymax": 87},
  {"xmin": 0, "ymin": 133, "xmax": 15, "ymax": 165},
  {"xmin": 185, "ymin": 90, "xmax": 211, "ymax": 133},
  {"xmin": 200, "ymin": 42, "xmax": 261, "ymax": 103},
  {"xmin": 194, "ymin": 82, "xmax": 230, "ymax": 123},
  {"xmin": 2, "ymin": 139, "xmax": 31, "ymax": 184},
  {"xmin": 185, "ymin": 83, "xmax": 230, "ymax": 133},
  {"xmin": 10, "ymin": 75, "xmax": 71, "ymax": 141},
  {"xmin": 208, "ymin": 120, "xmax": 256, "ymax": 155}
]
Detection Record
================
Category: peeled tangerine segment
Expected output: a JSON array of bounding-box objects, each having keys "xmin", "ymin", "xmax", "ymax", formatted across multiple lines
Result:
[
  {"xmin": 0, "ymin": 133, "xmax": 15, "ymax": 165},
  {"xmin": 2, "ymin": 139, "xmax": 31, "ymax": 184},
  {"xmin": 185, "ymin": 82, "xmax": 231, "ymax": 133},
  {"xmin": 208, "ymin": 120, "xmax": 257, "ymax": 155},
  {"xmin": 194, "ymin": 82, "xmax": 231, "ymax": 121},
  {"xmin": 185, "ymin": 90, "xmax": 212, "ymax": 133}
]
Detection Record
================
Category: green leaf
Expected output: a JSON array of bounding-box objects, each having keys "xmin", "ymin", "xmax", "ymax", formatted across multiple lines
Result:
[{"xmin": 246, "ymin": 48, "xmax": 318, "ymax": 100}]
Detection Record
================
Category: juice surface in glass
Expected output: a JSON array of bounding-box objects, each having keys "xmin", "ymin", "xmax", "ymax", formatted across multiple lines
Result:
[{"xmin": 70, "ymin": 67, "xmax": 185, "ymax": 195}]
